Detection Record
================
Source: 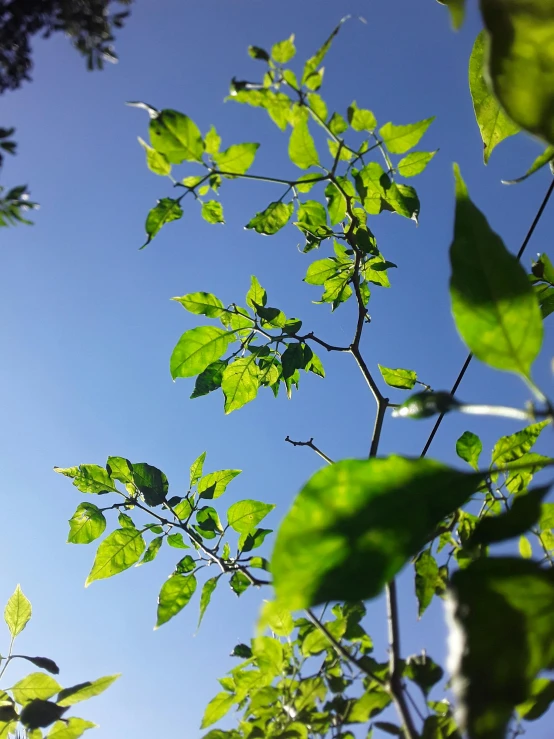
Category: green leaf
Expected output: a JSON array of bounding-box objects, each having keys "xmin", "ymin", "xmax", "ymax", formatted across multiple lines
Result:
[
  {"xmin": 229, "ymin": 572, "xmax": 250, "ymax": 596},
  {"xmin": 201, "ymin": 200, "xmax": 224, "ymax": 224},
  {"xmin": 363, "ymin": 255, "xmax": 392, "ymax": 288},
  {"xmin": 396, "ymin": 151, "xmax": 437, "ymax": 177},
  {"xmin": 481, "ymin": 0, "xmax": 554, "ymax": 145},
  {"xmin": 57, "ymin": 675, "xmax": 119, "ymax": 707},
  {"xmin": 198, "ymin": 469, "xmax": 241, "ymax": 500},
  {"xmin": 307, "ymin": 93, "xmax": 328, "ymax": 121},
  {"xmin": 404, "ymin": 655, "xmax": 444, "ymax": 697},
  {"xmin": 167, "ymin": 533, "xmax": 189, "ymax": 549},
  {"xmin": 532, "ymin": 252, "xmax": 554, "ymax": 284},
  {"xmin": 106, "ymin": 457, "xmax": 133, "ymax": 484},
  {"xmin": 47, "ymin": 718, "xmax": 96, "ymax": 739},
  {"xmin": 227, "ymin": 500, "xmax": 275, "ymax": 534},
  {"xmin": 324, "ymin": 182, "xmax": 346, "ymax": 225},
  {"xmin": 204, "ymin": 126, "xmax": 221, "ymax": 156},
  {"xmin": 272, "ymin": 456, "xmax": 480, "ymax": 610},
  {"xmin": 19, "ymin": 700, "xmax": 67, "ymax": 730},
  {"xmin": 4, "ymin": 585, "xmax": 32, "ymax": 637},
  {"xmin": 238, "ymin": 528, "xmax": 272, "ymax": 553},
  {"xmin": 198, "ymin": 577, "xmax": 219, "ymax": 628},
  {"xmin": 68, "ymin": 503, "xmax": 106, "ymax": 544},
  {"xmin": 245, "ymin": 201, "xmax": 294, "ymax": 235},
  {"xmin": 196, "ymin": 506, "xmax": 223, "ymax": 538},
  {"xmin": 272, "ymin": 35, "xmax": 296, "ymax": 63},
  {"xmin": 305, "ymin": 258, "xmax": 341, "ymax": 285},
  {"xmin": 289, "ymin": 117, "xmax": 320, "ymax": 169},
  {"xmin": 469, "ymin": 31, "xmax": 520, "ymax": 164},
  {"xmin": 450, "ymin": 165, "xmax": 543, "ymax": 378},
  {"xmin": 252, "ymin": 636, "xmax": 284, "ymax": 677},
  {"xmin": 492, "ymin": 420, "xmax": 550, "ymax": 467},
  {"xmin": 190, "ymin": 452, "xmax": 207, "ymax": 487},
  {"xmin": 447, "ymin": 558, "xmax": 554, "ymax": 739},
  {"xmin": 12, "ymin": 674, "xmax": 62, "ymax": 705},
  {"xmin": 517, "ymin": 678, "xmax": 554, "ymax": 721},
  {"xmin": 378, "ymin": 365, "xmax": 417, "ymax": 390},
  {"xmin": 138, "ymin": 535, "xmax": 163, "ymax": 565},
  {"xmin": 132, "ymin": 462, "xmax": 168, "ymax": 507},
  {"xmin": 414, "ymin": 550, "xmax": 440, "ymax": 617},
  {"xmin": 170, "ymin": 326, "xmax": 233, "ymax": 379},
  {"xmin": 518, "ymin": 535, "xmax": 533, "ymax": 558},
  {"xmin": 149, "ymin": 109, "xmax": 203, "ymax": 163},
  {"xmin": 54, "ymin": 464, "xmax": 116, "ymax": 495},
  {"xmin": 456, "ymin": 431, "xmax": 483, "ymax": 471},
  {"xmin": 258, "ymin": 601, "xmax": 294, "ymax": 636},
  {"xmin": 347, "ymin": 101, "xmax": 377, "ymax": 131},
  {"xmin": 437, "ymin": 0, "xmax": 465, "ymax": 29},
  {"xmin": 137, "ymin": 137, "xmax": 171, "ymax": 176},
  {"xmin": 393, "ymin": 391, "xmax": 458, "ymax": 420},
  {"xmin": 142, "ymin": 197, "xmax": 183, "ymax": 249},
  {"xmin": 470, "ymin": 486, "xmax": 551, "ymax": 548},
  {"xmin": 214, "ymin": 143, "xmax": 259, "ymax": 177},
  {"xmin": 117, "ymin": 512, "xmax": 134, "ymax": 529},
  {"xmin": 201, "ymin": 692, "xmax": 236, "ymax": 729},
  {"xmin": 156, "ymin": 574, "xmax": 197, "ymax": 628},
  {"xmin": 245, "ymin": 277, "xmax": 268, "ymax": 314},
  {"xmin": 222, "ymin": 357, "xmax": 260, "ymax": 414},
  {"xmin": 190, "ymin": 360, "xmax": 227, "ymax": 399},
  {"xmin": 85, "ymin": 528, "xmax": 145, "ymax": 586},
  {"xmin": 302, "ymin": 18, "xmax": 346, "ymax": 86},
  {"xmin": 174, "ymin": 554, "xmax": 196, "ymax": 574},
  {"xmin": 14, "ymin": 656, "xmax": 59, "ymax": 675},
  {"xmin": 347, "ymin": 689, "xmax": 391, "ymax": 722},
  {"xmin": 329, "ymin": 112, "xmax": 348, "ymax": 135},
  {"xmin": 248, "ymin": 45, "xmax": 270, "ymax": 61},
  {"xmin": 173, "ymin": 292, "xmax": 225, "ymax": 318},
  {"xmin": 379, "ymin": 118, "xmax": 435, "ymax": 154}
]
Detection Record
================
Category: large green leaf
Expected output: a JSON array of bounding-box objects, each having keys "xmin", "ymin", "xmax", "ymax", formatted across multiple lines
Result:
[
  {"xmin": 481, "ymin": 0, "xmax": 554, "ymax": 145},
  {"xmin": 272, "ymin": 456, "xmax": 480, "ymax": 610},
  {"xmin": 156, "ymin": 574, "xmax": 197, "ymax": 628},
  {"xmin": 469, "ymin": 31, "xmax": 520, "ymax": 163},
  {"xmin": 379, "ymin": 118, "xmax": 434, "ymax": 154},
  {"xmin": 227, "ymin": 500, "xmax": 275, "ymax": 534},
  {"xmin": 201, "ymin": 692, "xmax": 237, "ymax": 729},
  {"xmin": 245, "ymin": 201, "xmax": 294, "ymax": 235},
  {"xmin": 214, "ymin": 143, "xmax": 259, "ymax": 177},
  {"xmin": 68, "ymin": 503, "xmax": 106, "ymax": 544},
  {"xmin": 4, "ymin": 585, "xmax": 32, "ymax": 637},
  {"xmin": 447, "ymin": 558, "xmax": 554, "ymax": 739},
  {"xmin": 198, "ymin": 469, "xmax": 241, "ymax": 500},
  {"xmin": 378, "ymin": 364, "xmax": 417, "ymax": 390},
  {"xmin": 492, "ymin": 420, "xmax": 550, "ymax": 467},
  {"xmin": 170, "ymin": 326, "xmax": 233, "ymax": 379},
  {"xmin": 85, "ymin": 528, "xmax": 145, "ymax": 586},
  {"xmin": 289, "ymin": 116, "xmax": 320, "ymax": 169},
  {"xmin": 11, "ymin": 674, "xmax": 61, "ymax": 705},
  {"xmin": 54, "ymin": 464, "xmax": 116, "ymax": 495},
  {"xmin": 57, "ymin": 675, "xmax": 120, "ymax": 707},
  {"xmin": 132, "ymin": 462, "xmax": 168, "ymax": 507},
  {"xmin": 173, "ymin": 292, "xmax": 225, "ymax": 318},
  {"xmin": 456, "ymin": 431, "xmax": 483, "ymax": 471},
  {"xmin": 221, "ymin": 356, "xmax": 260, "ymax": 414},
  {"xmin": 449, "ymin": 166, "xmax": 542, "ymax": 379},
  {"xmin": 149, "ymin": 109, "xmax": 204, "ymax": 163},
  {"xmin": 190, "ymin": 360, "xmax": 227, "ymax": 399},
  {"xmin": 142, "ymin": 197, "xmax": 183, "ymax": 249}
]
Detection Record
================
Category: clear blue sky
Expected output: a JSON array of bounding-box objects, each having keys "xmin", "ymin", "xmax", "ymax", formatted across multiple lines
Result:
[{"xmin": 2, "ymin": 1, "xmax": 553, "ymax": 737}]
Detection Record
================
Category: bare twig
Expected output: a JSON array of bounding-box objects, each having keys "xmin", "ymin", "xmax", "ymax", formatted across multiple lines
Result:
[{"xmin": 285, "ymin": 436, "xmax": 334, "ymax": 464}]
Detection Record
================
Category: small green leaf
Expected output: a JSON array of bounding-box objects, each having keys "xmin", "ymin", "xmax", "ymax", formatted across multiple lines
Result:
[
  {"xmin": 149, "ymin": 109, "xmax": 203, "ymax": 163},
  {"xmin": 201, "ymin": 200, "xmax": 224, "ymax": 224},
  {"xmin": 248, "ymin": 45, "xmax": 270, "ymax": 61},
  {"xmin": 201, "ymin": 692, "xmax": 236, "ymax": 729},
  {"xmin": 54, "ymin": 464, "xmax": 116, "ymax": 495},
  {"xmin": 117, "ymin": 512, "xmax": 134, "ymax": 529},
  {"xmin": 156, "ymin": 574, "xmax": 197, "ymax": 628},
  {"xmin": 396, "ymin": 151, "xmax": 437, "ymax": 177},
  {"xmin": 138, "ymin": 137, "xmax": 171, "ymax": 176},
  {"xmin": 47, "ymin": 717, "xmax": 96, "ymax": 739},
  {"xmin": 329, "ymin": 112, "xmax": 348, "ymax": 135},
  {"xmin": 138, "ymin": 536, "xmax": 163, "ymax": 565},
  {"xmin": 519, "ymin": 535, "xmax": 533, "ymax": 559},
  {"xmin": 196, "ymin": 506, "xmax": 223, "ymax": 538},
  {"xmin": 106, "ymin": 457, "xmax": 133, "ymax": 484},
  {"xmin": 85, "ymin": 528, "xmax": 145, "ymax": 586},
  {"xmin": 469, "ymin": 31, "xmax": 520, "ymax": 164},
  {"xmin": 245, "ymin": 201, "xmax": 294, "ymax": 235},
  {"xmin": 227, "ymin": 500, "xmax": 275, "ymax": 534},
  {"xmin": 175, "ymin": 554, "xmax": 196, "ymax": 573},
  {"xmin": 230, "ymin": 572, "xmax": 250, "ymax": 597},
  {"xmin": 307, "ymin": 93, "xmax": 328, "ymax": 121},
  {"xmin": 190, "ymin": 452, "xmax": 206, "ymax": 487},
  {"xmin": 198, "ymin": 577, "xmax": 219, "ymax": 628},
  {"xmin": 272, "ymin": 35, "xmax": 296, "ymax": 64},
  {"xmin": 68, "ymin": 503, "xmax": 106, "ymax": 544},
  {"xmin": 204, "ymin": 126, "xmax": 221, "ymax": 156},
  {"xmin": 272, "ymin": 457, "xmax": 481, "ymax": 610},
  {"xmin": 132, "ymin": 462, "xmax": 168, "ymax": 507},
  {"xmin": 379, "ymin": 118, "xmax": 435, "ymax": 154},
  {"xmin": 347, "ymin": 101, "xmax": 377, "ymax": 131},
  {"xmin": 142, "ymin": 197, "xmax": 183, "ymax": 248},
  {"xmin": 414, "ymin": 550, "xmax": 440, "ymax": 618},
  {"xmin": 214, "ymin": 143, "xmax": 259, "ymax": 177},
  {"xmin": 305, "ymin": 258, "xmax": 341, "ymax": 285},
  {"xmin": 258, "ymin": 601, "xmax": 294, "ymax": 637},
  {"xmin": 170, "ymin": 326, "xmax": 233, "ymax": 379},
  {"xmin": 404, "ymin": 654, "xmax": 444, "ymax": 697},
  {"xmin": 222, "ymin": 357, "xmax": 260, "ymax": 413},
  {"xmin": 57, "ymin": 675, "xmax": 120, "ymax": 707},
  {"xmin": 172, "ymin": 292, "xmax": 225, "ymax": 318},
  {"xmin": 347, "ymin": 689, "xmax": 391, "ymax": 722},
  {"xmin": 238, "ymin": 527, "xmax": 272, "ymax": 553},
  {"xmin": 450, "ymin": 166, "xmax": 543, "ymax": 379},
  {"xmin": 198, "ymin": 469, "xmax": 241, "ymax": 500},
  {"xmin": 302, "ymin": 18, "xmax": 346, "ymax": 86},
  {"xmin": 12, "ymin": 674, "xmax": 62, "ymax": 704},
  {"xmin": 246, "ymin": 276, "xmax": 267, "ymax": 310},
  {"xmin": 436, "ymin": 0, "xmax": 465, "ymax": 30},
  {"xmin": 324, "ymin": 182, "xmax": 346, "ymax": 225},
  {"xmin": 492, "ymin": 420, "xmax": 550, "ymax": 467},
  {"xmin": 289, "ymin": 116, "xmax": 320, "ymax": 169},
  {"xmin": 456, "ymin": 431, "xmax": 482, "ymax": 471},
  {"xmin": 4, "ymin": 585, "xmax": 32, "ymax": 637},
  {"xmin": 167, "ymin": 533, "xmax": 189, "ymax": 549},
  {"xmin": 378, "ymin": 365, "xmax": 417, "ymax": 390}
]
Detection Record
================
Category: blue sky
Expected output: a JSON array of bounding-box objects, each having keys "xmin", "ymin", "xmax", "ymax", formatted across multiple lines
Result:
[{"xmin": 1, "ymin": 0, "xmax": 553, "ymax": 736}]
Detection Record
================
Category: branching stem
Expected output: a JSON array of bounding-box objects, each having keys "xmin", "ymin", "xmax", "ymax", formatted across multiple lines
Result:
[{"xmin": 285, "ymin": 436, "xmax": 334, "ymax": 464}]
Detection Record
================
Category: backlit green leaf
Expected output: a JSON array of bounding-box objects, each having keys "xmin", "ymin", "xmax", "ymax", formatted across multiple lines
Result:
[
  {"xmin": 307, "ymin": 93, "xmax": 327, "ymax": 121},
  {"xmin": 252, "ymin": 636, "xmax": 284, "ymax": 677},
  {"xmin": 47, "ymin": 718, "xmax": 96, "ymax": 739},
  {"xmin": 149, "ymin": 109, "xmax": 203, "ymax": 163},
  {"xmin": 170, "ymin": 326, "xmax": 233, "ymax": 379},
  {"xmin": 4, "ymin": 585, "xmax": 32, "ymax": 637},
  {"xmin": 324, "ymin": 182, "xmax": 346, "ymax": 225},
  {"xmin": 245, "ymin": 201, "xmax": 294, "ymax": 235},
  {"xmin": 404, "ymin": 655, "xmax": 444, "ymax": 697},
  {"xmin": 195, "ymin": 506, "xmax": 223, "ymax": 538},
  {"xmin": 57, "ymin": 675, "xmax": 119, "ymax": 707},
  {"xmin": 449, "ymin": 165, "xmax": 543, "ymax": 378},
  {"xmin": 173, "ymin": 292, "xmax": 225, "ymax": 318},
  {"xmin": 378, "ymin": 365, "xmax": 417, "ymax": 390},
  {"xmin": 396, "ymin": 151, "xmax": 437, "ymax": 177},
  {"xmin": 272, "ymin": 456, "xmax": 481, "ymax": 610},
  {"xmin": 142, "ymin": 197, "xmax": 183, "ymax": 249},
  {"xmin": 201, "ymin": 692, "xmax": 236, "ymax": 729},
  {"xmin": 437, "ymin": 0, "xmax": 465, "ymax": 29},
  {"xmin": 156, "ymin": 574, "xmax": 197, "ymax": 628},
  {"xmin": 204, "ymin": 126, "xmax": 221, "ymax": 156},
  {"xmin": 106, "ymin": 457, "xmax": 133, "ymax": 484},
  {"xmin": 481, "ymin": 0, "xmax": 554, "ymax": 145},
  {"xmin": 456, "ymin": 431, "xmax": 482, "ymax": 471},
  {"xmin": 138, "ymin": 535, "xmax": 163, "ymax": 565},
  {"xmin": 132, "ymin": 462, "xmax": 168, "ymax": 507},
  {"xmin": 258, "ymin": 601, "xmax": 294, "ymax": 636},
  {"xmin": 68, "ymin": 503, "xmax": 106, "ymax": 544},
  {"xmin": 347, "ymin": 101, "xmax": 377, "ymax": 131},
  {"xmin": 414, "ymin": 550, "xmax": 439, "ymax": 617},
  {"xmin": 190, "ymin": 452, "xmax": 206, "ymax": 487},
  {"xmin": 379, "ymin": 118, "xmax": 434, "ymax": 154},
  {"xmin": 214, "ymin": 143, "xmax": 259, "ymax": 177},
  {"xmin": 246, "ymin": 276, "xmax": 267, "ymax": 310},
  {"xmin": 492, "ymin": 420, "xmax": 550, "ymax": 467},
  {"xmin": 289, "ymin": 117, "xmax": 320, "ymax": 169},
  {"xmin": 227, "ymin": 500, "xmax": 275, "ymax": 534},
  {"xmin": 230, "ymin": 572, "xmax": 250, "ymax": 597},
  {"xmin": 222, "ymin": 357, "xmax": 260, "ymax": 414},
  {"xmin": 190, "ymin": 360, "xmax": 227, "ymax": 399},
  {"xmin": 11, "ymin": 674, "xmax": 61, "ymax": 705},
  {"xmin": 202, "ymin": 200, "xmax": 224, "ymax": 224},
  {"xmin": 305, "ymin": 258, "xmax": 341, "ymax": 285},
  {"xmin": 198, "ymin": 577, "xmax": 219, "ymax": 629},
  {"xmin": 272, "ymin": 35, "xmax": 296, "ymax": 64},
  {"xmin": 138, "ymin": 137, "xmax": 171, "ymax": 176},
  {"xmin": 54, "ymin": 464, "xmax": 116, "ymax": 495},
  {"xmin": 167, "ymin": 533, "xmax": 189, "ymax": 549},
  {"xmin": 86, "ymin": 528, "xmax": 145, "ymax": 586},
  {"xmin": 347, "ymin": 689, "xmax": 391, "ymax": 722},
  {"xmin": 198, "ymin": 469, "xmax": 241, "ymax": 500},
  {"xmin": 302, "ymin": 18, "xmax": 346, "ymax": 86},
  {"xmin": 238, "ymin": 527, "xmax": 272, "ymax": 553}
]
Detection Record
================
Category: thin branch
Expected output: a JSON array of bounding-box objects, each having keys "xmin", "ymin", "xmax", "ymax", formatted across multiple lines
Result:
[
  {"xmin": 212, "ymin": 169, "xmax": 327, "ymax": 188},
  {"xmin": 285, "ymin": 436, "xmax": 334, "ymax": 464},
  {"xmin": 370, "ymin": 399, "xmax": 389, "ymax": 458},
  {"xmin": 298, "ymin": 331, "xmax": 350, "ymax": 353},
  {"xmin": 350, "ymin": 346, "xmax": 384, "ymax": 407}
]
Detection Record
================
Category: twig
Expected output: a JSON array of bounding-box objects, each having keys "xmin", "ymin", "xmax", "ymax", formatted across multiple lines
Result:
[{"xmin": 285, "ymin": 436, "xmax": 334, "ymax": 464}]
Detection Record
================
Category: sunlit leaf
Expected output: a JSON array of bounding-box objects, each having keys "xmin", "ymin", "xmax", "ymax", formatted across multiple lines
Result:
[
  {"xmin": 156, "ymin": 574, "xmax": 197, "ymax": 628},
  {"xmin": 245, "ymin": 201, "xmax": 294, "ymax": 235},
  {"xmin": 379, "ymin": 118, "xmax": 434, "ymax": 154},
  {"xmin": 272, "ymin": 35, "xmax": 296, "ymax": 64},
  {"xmin": 289, "ymin": 116, "xmax": 320, "ymax": 169},
  {"xmin": 378, "ymin": 365, "xmax": 417, "ymax": 390},
  {"xmin": 57, "ymin": 675, "xmax": 120, "ymax": 707},
  {"xmin": 492, "ymin": 420, "xmax": 550, "ymax": 467},
  {"xmin": 198, "ymin": 469, "xmax": 241, "ymax": 500},
  {"xmin": 172, "ymin": 292, "xmax": 225, "ymax": 318},
  {"xmin": 202, "ymin": 200, "xmax": 224, "ymax": 224},
  {"xmin": 170, "ymin": 326, "xmax": 233, "ymax": 379},
  {"xmin": 47, "ymin": 717, "xmax": 96, "ymax": 739},
  {"xmin": 456, "ymin": 431, "xmax": 482, "ymax": 471},
  {"xmin": 396, "ymin": 151, "xmax": 437, "ymax": 177},
  {"xmin": 138, "ymin": 137, "xmax": 171, "ymax": 176},
  {"xmin": 4, "ymin": 585, "xmax": 32, "ymax": 637},
  {"xmin": 214, "ymin": 143, "xmax": 259, "ymax": 177},
  {"xmin": 227, "ymin": 500, "xmax": 275, "ymax": 534},
  {"xmin": 222, "ymin": 357, "xmax": 260, "ymax": 413},
  {"xmin": 198, "ymin": 577, "xmax": 219, "ymax": 629},
  {"xmin": 68, "ymin": 503, "xmax": 106, "ymax": 544},
  {"xmin": 190, "ymin": 452, "xmax": 207, "ymax": 487},
  {"xmin": 149, "ymin": 109, "xmax": 204, "ymax": 163},
  {"xmin": 201, "ymin": 692, "xmax": 236, "ymax": 729},
  {"xmin": 190, "ymin": 360, "xmax": 227, "ymax": 399},
  {"xmin": 12, "ymin": 674, "xmax": 62, "ymax": 705},
  {"xmin": 142, "ymin": 197, "xmax": 183, "ymax": 249},
  {"xmin": 414, "ymin": 550, "xmax": 439, "ymax": 617},
  {"xmin": 347, "ymin": 101, "xmax": 377, "ymax": 131},
  {"xmin": 86, "ymin": 528, "xmax": 145, "ymax": 586},
  {"xmin": 54, "ymin": 464, "xmax": 116, "ymax": 495},
  {"xmin": 436, "ymin": 0, "xmax": 465, "ymax": 29},
  {"xmin": 132, "ymin": 462, "xmax": 168, "ymax": 507}
]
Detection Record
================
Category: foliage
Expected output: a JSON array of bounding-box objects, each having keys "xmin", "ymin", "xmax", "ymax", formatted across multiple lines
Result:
[
  {"xmin": 0, "ymin": 586, "xmax": 117, "ymax": 738},
  {"xmin": 52, "ymin": 8, "xmax": 554, "ymax": 739}
]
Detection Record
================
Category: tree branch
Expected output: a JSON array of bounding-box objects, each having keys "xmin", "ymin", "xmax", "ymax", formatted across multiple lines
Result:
[{"xmin": 285, "ymin": 436, "xmax": 334, "ymax": 464}]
